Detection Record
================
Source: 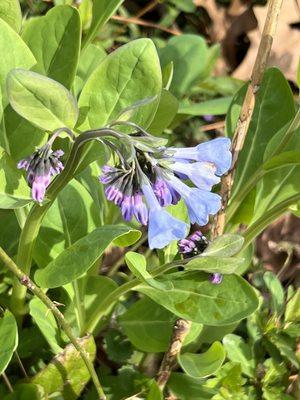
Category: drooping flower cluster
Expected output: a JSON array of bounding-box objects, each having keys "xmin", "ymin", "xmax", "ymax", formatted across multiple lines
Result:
[
  {"xmin": 18, "ymin": 144, "xmax": 64, "ymax": 203},
  {"xmin": 100, "ymin": 137, "xmax": 232, "ymax": 249}
]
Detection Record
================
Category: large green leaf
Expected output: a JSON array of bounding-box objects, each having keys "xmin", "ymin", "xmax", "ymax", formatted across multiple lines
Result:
[
  {"xmin": 35, "ymin": 226, "xmax": 141, "ymax": 288},
  {"xmin": 202, "ymin": 234, "xmax": 244, "ymax": 257},
  {"xmin": 159, "ymin": 34, "xmax": 208, "ymax": 98},
  {"xmin": 0, "ymin": 18, "xmax": 35, "ymax": 105},
  {"xmin": 119, "ymin": 297, "xmax": 174, "ymax": 353},
  {"xmin": 0, "ymin": 0, "xmax": 22, "ymax": 32},
  {"xmin": 0, "ymin": 310, "xmax": 18, "ymax": 374},
  {"xmin": 185, "ymin": 256, "xmax": 244, "ymax": 274},
  {"xmin": 29, "ymin": 298, "xmax": 63, "ymax": 354},
  {"xmin": 148, "ymin": 89, "xmax": 178, "ymax": 135},
  {"xmin": 22, "ymin": 5, "xmax": 81, "ymax": 89},
  {"xmin": 178, "ymin": 96, "xmax": 232, "ymax": 117},
  {"xmin": 136, "ymin": 272, "xmax": 259, "ymax": 325},
  {"xmin": 82, "ymin": 0, "xmax": 124, "ymax": 49},
  {"xmin": 7, "ymin": 69, "xmax": 78, "ymax": 131},
  {"xmin": 73, "ymin": 43, "xmax": 107, "ymax": 96},
  {"xmin": 223, "ymin": 334, "xmax": 256, "ymax": 378},
  {"xmin": 4, "ymin": 105, "xmax": 47, "ymax": 161},
  {"xmin": 252, "ymin": 126, "xmax": 300, "ymax": 221},
  {"xmin": 227, "ymin": 68, "xmax": 295, "ymax": 198},
  {"xmin": 34, "ymin": 179, "xmax": 99, "ymax": 268},
  {"xmin": 0, "ymin": 146, "xmax": 32, "ymax": 208},
  {"xmin": 32, "ymin": 335, "xmax": 96, "ymax": 399},
  {"xmin": 77, "ymin": 39, "xmax": 162, "ymax": 130},
  {"xmin": 168, "ymin": 373, "xmax": 216, "ymax": 400},
  {"xmin": 119, "ymin": 297, "xmax": 202, "ymax": 353},
  {"xmin": 178, "ymin": 342, "xmax": 226, "ymax": 378},
  {"xmin": 125, "ymin": 251, "xmax": 168, "ymax": 290}
]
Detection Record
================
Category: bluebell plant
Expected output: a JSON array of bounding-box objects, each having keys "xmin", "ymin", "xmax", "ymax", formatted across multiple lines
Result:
[{"xmin": 18, "ymin": 123, "xmax": 231, "ymax": 249}]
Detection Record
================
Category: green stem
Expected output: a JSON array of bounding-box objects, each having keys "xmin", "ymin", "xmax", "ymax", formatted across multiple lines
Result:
[
  {"xmin": 85, "ymin": 261, "xmax": 181, "ymax": 333},
  {"xmin": 73, "ymin": 280, "xmax": 85, "ymax": 335},
  {"xmin": 10, "ymin": 128, "xmax": 123, "ymax": 318},
  {"xmin": 242, "ymin": 194, "xmax": 300, "ymax": 248},
  {"xmin": 0, "ymin": 246, "xmax": 106, "ymax": 400}
]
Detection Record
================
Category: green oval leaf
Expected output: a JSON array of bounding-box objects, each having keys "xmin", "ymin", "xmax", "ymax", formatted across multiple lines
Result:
[
  {"xmin": 35, "ymin": 226, "xmax": 141, "ymax": 288},
  {"xmin": 178, "ymin": 342, "xmax": 225, "ymax": 378},
  {"xmin": 0, "ymin": 310, "xmax": 18, "ymax": 374},
  {"xmin": 119, "ymin": 297, "xmax": 202, "ymax": 353},
  {"xmin": 77, "ymin": 38, "xmax": 162, "ymax": 130},
  {"xmin": 0, "ymin": 147, "xmax": 32, "ymax": 209},
  {"xmin": 222, "ymin": 334, "xmax": 256, "ymax": 377},
  {"xmin": 178, "ymin": 96, "xmax": 232, "ymax": 117},
  {"xmin": 0, "ymin": 18, "xmax": 35, "ymax": 105},
  {"xmin": 203, "ymin": 234, "xmax": 244, "ymax": 257},
  {"xmin": 0, "ymin": 0, "xmax": 22, "ymax": 32},
  {"xmin": 185, "ymin": 255, "xmax": 245, "ymax": 274},
  {"xmin": 22, "ymin": 5, "xmax": 81, "ymax": 89},
  {"xmin": 137, "ymin": 271, "xmax": 259, "ymax": 325},
  {"xmin": 82, "ymin": 0, "xmax": 124, "ymax": 49},
  {"xmin": 159, "ymin": 34, "xmax": 208, "ymax": 97},
  {"xmin": 125, "ymin": 251, "xmax": 169, "ymax": 290},
  {"xmin": 7, "ymin": 69, "xmax": 79, "ymax": 131}
]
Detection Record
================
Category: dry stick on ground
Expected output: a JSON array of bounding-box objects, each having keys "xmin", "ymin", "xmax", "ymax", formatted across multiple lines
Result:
[
  {"xmin": 111, "ymin": 15, "xmax": 181, "ymax": 36},
  {"xmin": 135, "ymin": 0, "xmax": 160, "ymax": 18},
  {"xmin": 157, "ymin": 319, "xmax": 191, "ymax": 390},
  {"xmin": 0, "ymin": 246, "xmax": 107, "ymax": 400},
  {"xmin": 156, "ymin": 0, "xmax": 284, "ymax": 392}
]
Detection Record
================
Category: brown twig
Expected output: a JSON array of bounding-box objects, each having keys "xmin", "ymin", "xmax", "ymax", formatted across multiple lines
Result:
[
  {"xmin": 111, "ymin": 15, "xmax": 181, "ymax": 36},
  {"xmin": 213, "ymin": 0, "xmax": 284, "ymax": 238},
  {"xmin": 156, "ymin": 319, "xmax": 191, "ymax": 391},
  {"xmin": 201, "ymin": 120, "xmax": 226, "ymax": 132},
  {"xmin": 2, "ymin": 373, "xmax": 13, "ymax": 393},
  {"xmin": 157, "ymin": 0, "xmax": 284, "ymax": 392},
  {"xmin": 135, "ymin": 0, "xmax": 160, "ymax": 18}
]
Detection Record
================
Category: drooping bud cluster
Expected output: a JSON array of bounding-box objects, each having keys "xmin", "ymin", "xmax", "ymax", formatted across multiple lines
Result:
[
  {"xmin": 178, "ymin": 230, "xmax": 209, "ymax": 257},
  {"xmin": 178, "ymin": 230, "xmax": 223, "ymax": 284},
  {"xmin": 18, "ymin": 144, "xmax": 64, "ymax": 203},
  {"xmin": 100, "ymin": 136, "xmax": 232, "ymax": 249}
]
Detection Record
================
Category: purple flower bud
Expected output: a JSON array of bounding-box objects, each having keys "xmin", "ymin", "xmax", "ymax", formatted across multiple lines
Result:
[
  {"xmin": 105, "ymin": 185, "xmax": 124, "ymax": 205},
  {"xmin": 178, "ymin": 230, "xmax": 208, "ymax": 257},
  {"xmin": 133, "ymin": 193, "xmax": 148, "ymax": 225},
  {"xmin": 153, "ymin": 178, "xmax": 172, "ymax": 207},
  {"xmin": 18, "ymin": 146, "xmax": 64, "ymax": 203},
  {"xmin": 210, "ymin": 273, "xmax": 223, "ymax": 284},
  {"xmin": 121, "ymin": 195, "xmax": 135, "ymax": 221}
]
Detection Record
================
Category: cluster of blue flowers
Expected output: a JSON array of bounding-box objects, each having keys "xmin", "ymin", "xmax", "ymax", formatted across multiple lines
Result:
[
  {"xmin": 100, "ymin": 137, "xmax": 232, "ymax": 249},
  {"xmin": 18, "ymin": 125, "xmax": 231, "ymax": 250}
]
